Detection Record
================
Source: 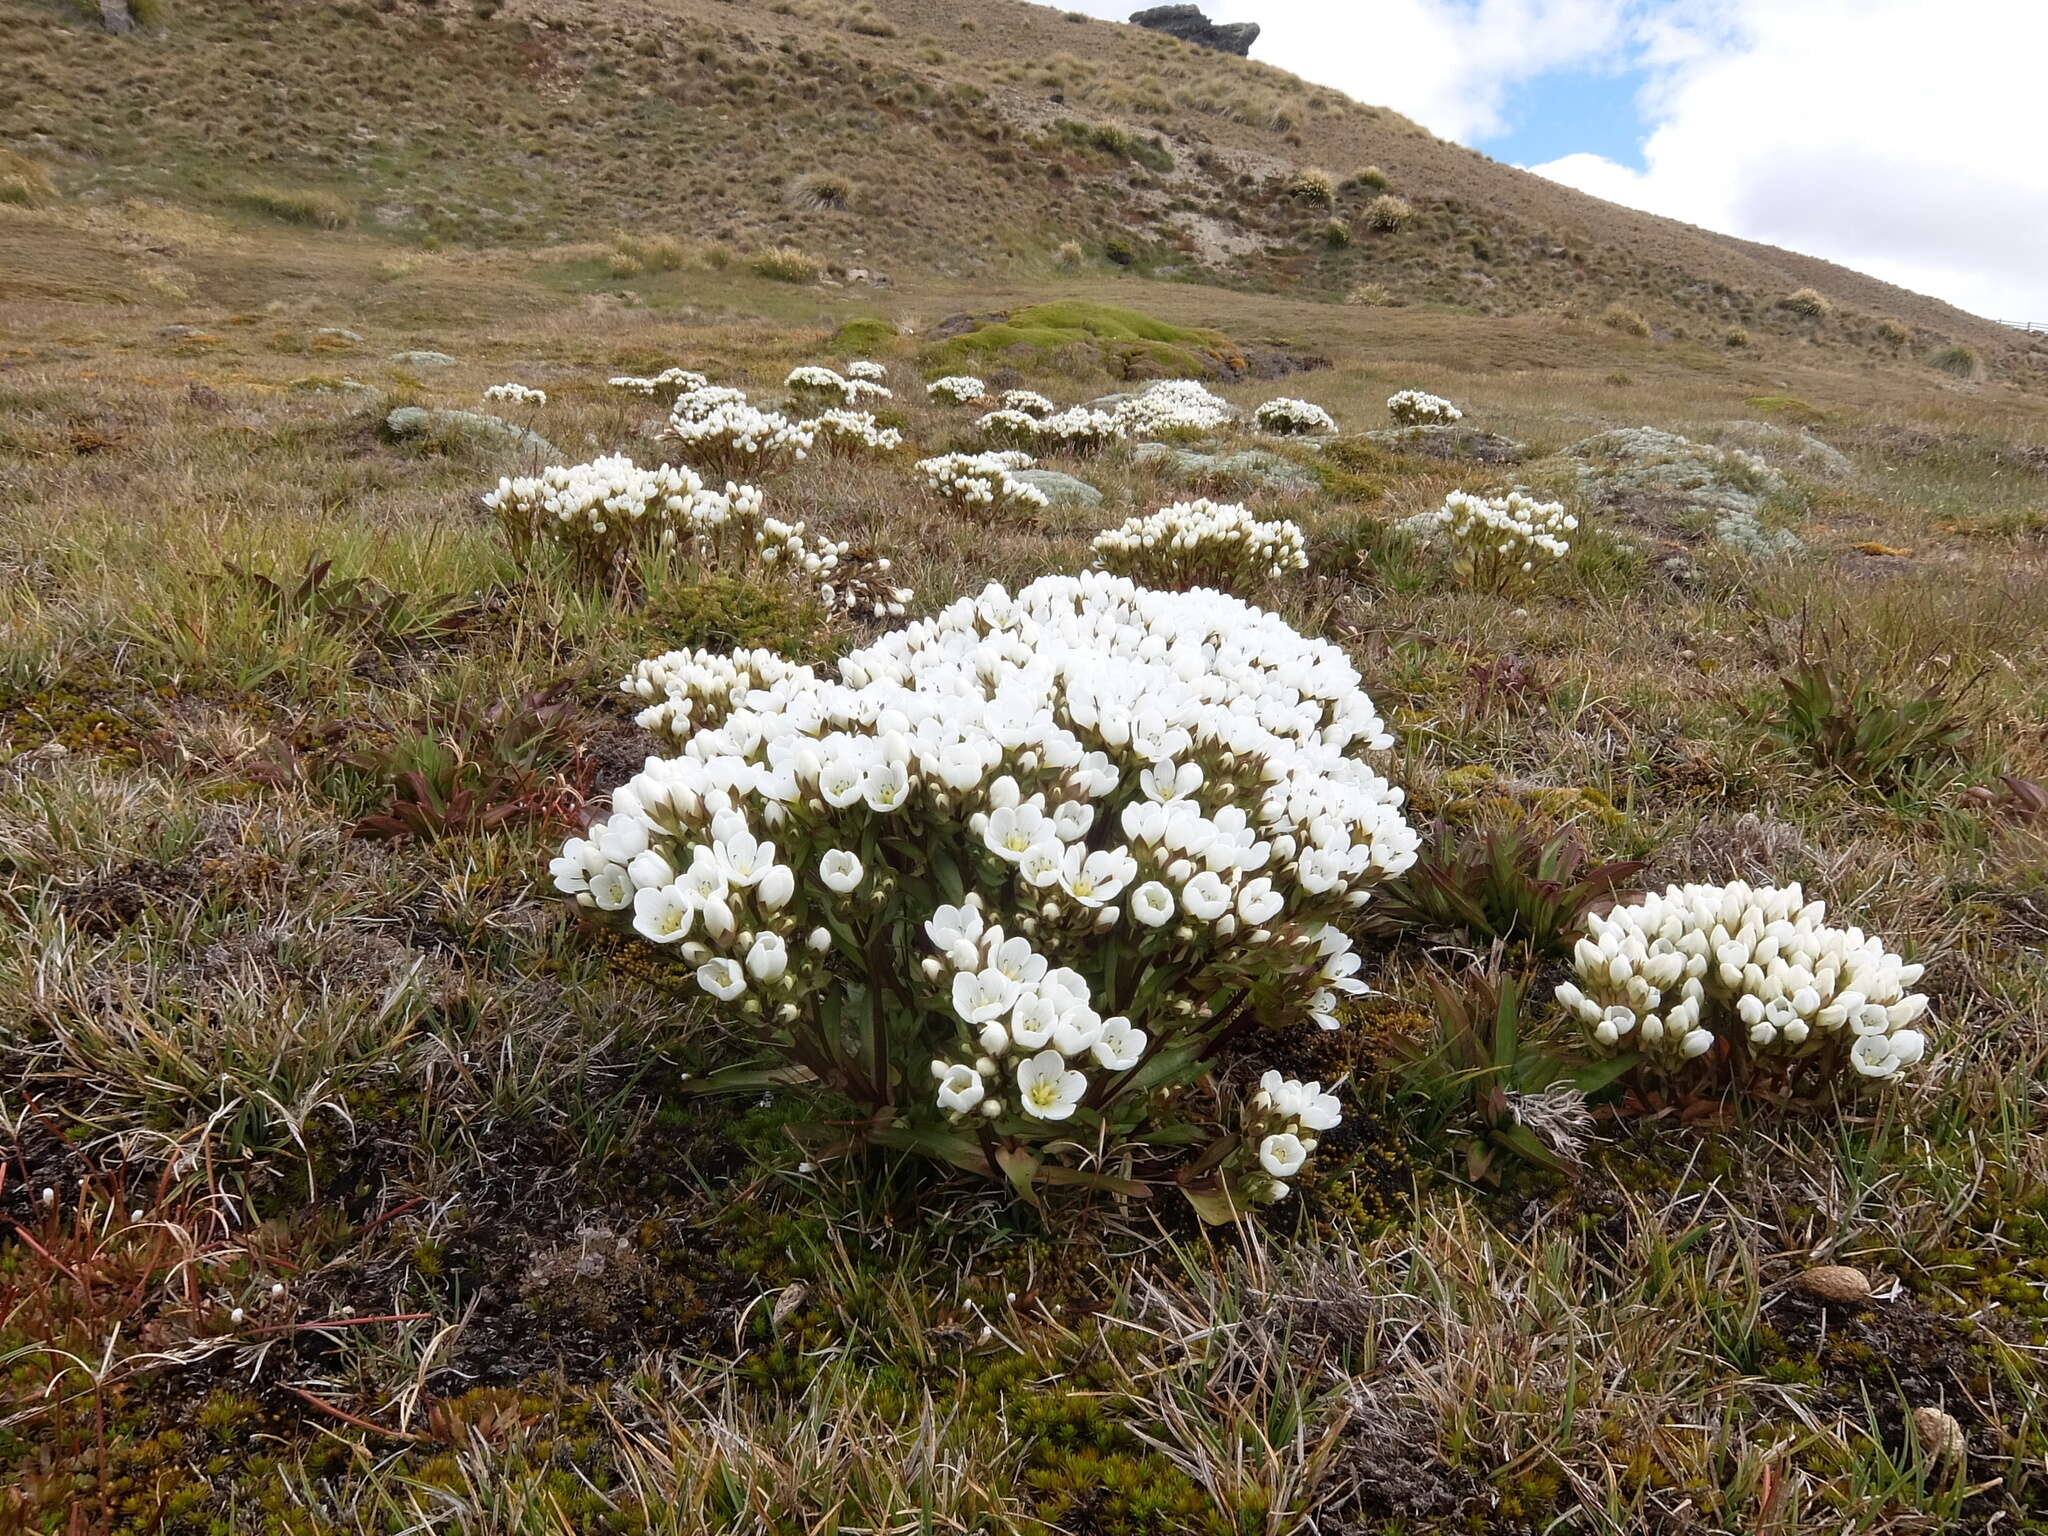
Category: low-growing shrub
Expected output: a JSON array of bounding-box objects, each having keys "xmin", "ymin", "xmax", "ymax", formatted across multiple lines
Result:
[
  {"xmin": 1556, "ymin": 880, "xmax": 1929, "ymax": 1087},
  {"xmin": 352, "ymin": 682, "xmax": 587, "ymax": 842},
  {"xmin": 1876, "ymin": 317, "xmax": 1913, "ymax": 345},
  {"xmin": 1113, "ymin": 378, "xmax": 1234, "ymax": 437},
  {"xmin": 789, "ymin": 171, "xmax": 853, "ymax": 211},
  {"xmin": 1929, "ymin": 343, "xmax": 1983, "ymax": 379},
  {"xmin": 917, "ymin": 451, "xmax": 1048, "ymax": 511},
  {"xmin": 564, "ymin": 574, "xmax": 1419, "ymax": 1214},
  {"xmin": 483, "ymin": 382, "xmax": 547, "ymax": 407},
  {"xmin": 1346, "ymin": 165, "xmax": 1390, "ymax": 192},
  {"xmin": 229, "ymin": 182, "xmax": 353, "ymax": 230},
  {"xmin": 1779, "ymin": 287, "xmax": 1834, "ymax": 318},
  {"xmin": 1345, "ymin": 282, "xmax": 1394, "ymax": 307},
  {"xmin": 1602, "ymin": 304, "xmax": 1651, "ymax": 338},
  {"xmin": 1286, "ymin": 167, "xmax": 1336, "ymax": 206},
  {"xmin": 1091, "ymin": 499, "xmax": 1308, "ymax": 592},
  {"xmin": 1361, "ymin": 194, "xmax": 1411, "ymax": 232},
  {"xmin": 1254, "ymin": 398, "xmax": 1336, "ymax": 436},
  {"xmin": 752, "ymin": 244, "xmax": 821, "ymax": 283},
  {"xmin": 926, "ymin": 374, "xmax": 989, "ymax": 406},
  {"xmin": 483, "ymin": 455, "xmax": 764, "ymax": 581},
  {"xmin": 0, "ymin": 150, "xmax": 57, "ymax": 207},
  {"xmin": 1322, "ymin": 218, "xmax": 1352, "ymax": 248},
  {"xmin": 1054, "ymin": 239, "xmax": 1084, "ymax": 268},
  {"xmin": 1756, "ymin": 632, "xmax": 1981, "ymax": 791},
  {"xmin": 1724, "ymin": 327, "xmax": 1752, "ymax": 348},
  {"xmin": 663, "ymin": 387, "xmax": 814, "ymax": 478},
  {"xmin": 1432, "ymin": 490, "xmax": 1576, "ymax": 593}
]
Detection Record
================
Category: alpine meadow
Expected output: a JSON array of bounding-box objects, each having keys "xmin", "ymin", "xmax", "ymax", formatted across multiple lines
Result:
[{"xmin": 6, "ymin": 0, "xmax": 2048, "ymax": 1532}]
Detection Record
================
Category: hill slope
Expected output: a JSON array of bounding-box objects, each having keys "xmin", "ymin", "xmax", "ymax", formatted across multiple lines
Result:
[{"xmin": 6, "ymin": 0, "xmax": 2043, "ymax": 385}]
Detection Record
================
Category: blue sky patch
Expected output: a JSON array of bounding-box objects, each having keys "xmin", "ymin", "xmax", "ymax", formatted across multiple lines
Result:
[{"xmin": 1479, "ymin": 64, "xmax": 1652, "ymax": 168}]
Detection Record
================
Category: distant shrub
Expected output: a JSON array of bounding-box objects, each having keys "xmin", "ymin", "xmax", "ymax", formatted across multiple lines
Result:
[
  {"xmin": 1361, "ymin": 194, "xmax": 1412, "ymax": 232},
  {"xmin": 1875, "ymin": 317, "xmax": 1913, "ymax": 345},
  {"xmin": 1345, "ymin": 282, "xmax": 1394, "ymax": 308},
  {"xmin": 789, "ymin": 172, "xmax": 853, "ymax": 212},
  {"xmin": 1724, "ymin": 327, "xmax": 1752, "ymax": 348},
  {"xmin": 613, "ymin": 232, "xmax": 689, "ymax": 272},
  {"xmin": 1322, "ymin": 218, "xmax": 1351, "ymax": 248},
  {"xmin": 1779, "ymin": 287, "xmax": 1833, "ymax": 318},
  {"xmin": 1286, "ymin": 167, "xmax": 1336, "ymax": 207},
  {"xmin": 1602, "ymin": 304, "xmax": 1651, "ymax": 338},
  {"xmin": 1104, "ymin": 236, "xmax": 1137, "ymax": 266},
  {"xmin": 1346, "ymin": 165, "xmax": 1390, "ymax": 192},
  {"xmin": 842, "ymin": 7, "xmax": 896, "ymax": 37},
  {"xmin": 752, "ymin": 245, "xmax": 821, "ymax": 283},
  {"xmin": 230, "ymin": 182, "xmax": 352, "ymax": 230},
  {"xmin": 1930, "ymin": 343, "xmax": 1983, "ymax": 379},
  {"xmin": 605, "ymin": 250, "xmax": 643, "ymax": 278},
  {"xmin": 1054, "ymin": 239, "xmax": 1084, "ymax": 269}
]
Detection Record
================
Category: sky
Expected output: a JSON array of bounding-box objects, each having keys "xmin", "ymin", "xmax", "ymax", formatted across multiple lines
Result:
[{"xmin": 1048, "ymin": 0, "xmax": 2048, "ymax": 322}]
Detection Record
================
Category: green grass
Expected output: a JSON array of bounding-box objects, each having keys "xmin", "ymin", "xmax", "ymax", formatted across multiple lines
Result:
[{"xmin": 921, "ymin": 300, "xmax": 1241, "ymax": 377}]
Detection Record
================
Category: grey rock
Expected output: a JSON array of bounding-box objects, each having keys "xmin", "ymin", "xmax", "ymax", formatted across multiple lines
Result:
[
  {"xmin": 99, "ymin": 0, "xmax": 133, "ymax": 34},
  {"xmin": 1561, "ymin": 426, "xmax": 1802, "ymax": 553},
  {"xmin": 1009, "ymin": 469, "xmax": 1103, "ymax": 508},
  {"xmin": 385, "ymin": 406, "xmax": 555, "ymax": 459},
  {"xmin": 316, "ymin": 327, "xmax": 366, "ymax": 345},
  {"xmin": 389, "ymin": 349, "xmax": 459, "ymax": 369},
  {"xmin": 1134, "ymin": 442, "xmax": 1316, "ymax": 493},
  {"xmin": 1708, "ymin": 421, "xmax": 1855, "ymax": 481},
  {"xmin": 1366, "ymin": 425, "xmax": 1527, "ymax": 464},
  {"xmin": 1129, "ymin": 4, "xmax": 1260, "ymax": 56}
]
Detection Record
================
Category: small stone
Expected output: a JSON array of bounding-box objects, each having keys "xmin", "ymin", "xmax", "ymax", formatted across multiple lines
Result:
[
  {"xmin": 389, "ymin": 349, "xmax": 459, "ymax": 369},
  {"xmin": 1008, "ymin": 468, "xmax": 1103, "ymax": 508},
  {"xmin": 1796, "ymin": 1264, "xmax": 1873, "ymax": 1304},
  {"xmin": 1912, "ymin": 1406, "xmax": 1966, "ymax": 1461}
]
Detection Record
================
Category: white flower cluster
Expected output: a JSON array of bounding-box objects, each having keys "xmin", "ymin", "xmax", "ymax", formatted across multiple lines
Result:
[
  {"xmin": 1386, "ymin": 389, "xmax": 1463, "ymax": 426},
  {"xmin": 1092, "ymin": 499, "xmax": 1308, "ymax": 593},
  {"xmin": 974, "ymin": 408, "xmax": 1044, "ymax": 448},
  {"xmin": 575, "ymin": 573, "xmax": 1414, "ymax": 1192},
  {"xmin": 482, "ymin": 455, "xmax": 760, "ymax": 574},
  {"xmin": 846, "ymin": 359, "xmax": 889, "ymax": 382},
  {"xmin": 916, "ymin": 451, "xmax": 1050, "ymax": 511},
  {"xmin": 803, "ymin": 408, "xmax": 904, "ymax": 456},
  {"xmin": 755, "ymin": 516, "xmax": 913, "ymax": 620},
  {"xmin": 670, "ymin": 384, "xmax": 753, "ymax": 421},
  {"xmin": 1112, "ymin": 378, "xmax": 1236, "ymax": 438},
  {"xmin": 926, "ymin": 375, "xmax": 989, "ymax": 405},
  {"xmin": 1035, "ymin": 406, "xmax": 1125, "ymax": 455},
  {"xmin": 1433, "ymin": 489, "xmax": 1576, "ymax": 591},
  {"xmin": 785, "ymin": 365, "xmax": 892, "ymax": 406},
  {"xmin": 663, "ymin": 396, "xmax": 814, "ymax": 477},
  {"xmin": 484, "ymin": 382, "xmax": 547, "ymax": 407},
  {"xmin": 1238, "ymin": 1070, "xmax": 1344, "ymax": 1202},
  {"xmin": 609, "ymin": 367, "xmax": 709, "ymax": 397},
  {"xmin": 1255, "ymin": 397, "xmax": 1335, "ymax": 436},
  {"xmin": 1557, "ymin": 881, "xmax": 1930, "ymax": 1082},
  {"xmin": 1000, "ymin": 389, "xmax": 1056, "ymax": 418}
]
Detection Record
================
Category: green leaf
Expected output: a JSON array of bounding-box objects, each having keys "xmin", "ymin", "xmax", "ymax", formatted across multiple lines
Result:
[
  {"xmin": 994, "ymin": 1144, "xmax": 1043, "ymax": 1210},
  {"xmin": 1176, "ymin": 1167, "xmax": 1247, "ymax": 1226}
]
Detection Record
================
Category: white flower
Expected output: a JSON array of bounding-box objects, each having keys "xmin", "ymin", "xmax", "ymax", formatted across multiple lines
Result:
[
  {"xmin": 1130, "ymin": 881, "xmax": 1175, "ymax": 927},
  {"xmin": 1181, "ymin": 870, "xmax": 1232, "ymax": 921},
  {"xmin": 1092, "ymin": 1017, "xmax": 1147, "ymax": 1070},
  {"xmin": 926, "ymin": 375, "xmax": 988, "ymax": 405},
  {"xmin": 937, "ymin": 1062, "xmax": 987, "ymax": 1113},
  {"xmin": 1259, "ymin": 1132, "xmax": 1308, "ymax": 1177},
  {"xmin": 746, "ymin": 931, "xmax": 789, "ymax": 982},
  {"xmin": 1386, "ymin": 389, "xmax": 1462, "ymax": 426},
  {"xmin": 757, "ymin": 864, "xmax": 796, "ymax": 911},
  {"xmin": 1092, "ymin": 499, "xmax": 1307, "ymax": 593},
  {"xmin": 631, "ymin": 884, "xmax": 695, "ymax": 944},
  {"xmin": 588, "ymin": 867, "xmax": 633, "ymax": 911},
  {"xmin": 484, "ymin": 382, "xmax": 547, "ymax": 407},
  {"xmin": 1016, "ymin": 1050, "xmax": 1088, "ymax": 1120},
  {"xmin": 697, "ymin": 957, "xmax": 747, "ymax": 1001},
  {"xmin": 819, "ymin": 850, "xmax": 864, "ymax": 892},
  {"xmin": 953, "ymin": 967, "xmax": 1020, "ymax": 1024},
  {"xmin": 1254, "ymin": 397, "xmax": 1336, "ymax": 435}
]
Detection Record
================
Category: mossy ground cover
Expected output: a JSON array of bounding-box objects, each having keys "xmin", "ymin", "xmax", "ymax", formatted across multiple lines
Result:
[{"xmin": 2, "ymin": 196, "xmax": 2048, "ymax": 1535}]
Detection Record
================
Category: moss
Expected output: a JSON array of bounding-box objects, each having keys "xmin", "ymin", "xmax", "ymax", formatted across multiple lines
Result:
[
  {"xmin": 628, "ymin": 574, "xmax": 829, "ymax": 662},
  {"xmin": 921, "ymin": 302, "xmax": 1240, "ymax": 380},
  {"xmin": 829, "ymin": 316, "xmax": 897, "ymax": 355}
]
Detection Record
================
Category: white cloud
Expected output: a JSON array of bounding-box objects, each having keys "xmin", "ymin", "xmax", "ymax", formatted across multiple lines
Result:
[
  {"xmin": 1051, "ymin": 0, "xmax": 2048, "ymax": 320},
  {"xmin": 1526, "ymin": 0, "xmax": 2048, "ymax": 319}
]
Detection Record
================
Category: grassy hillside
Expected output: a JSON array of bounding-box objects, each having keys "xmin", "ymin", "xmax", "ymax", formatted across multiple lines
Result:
[
  {"xmin": 7, "ymin": 0, "xmax": 2046, "ymax": 387},
  {"xmin": 5, "ymin": 4, "xmax": 2048, "ymax": 1535}
]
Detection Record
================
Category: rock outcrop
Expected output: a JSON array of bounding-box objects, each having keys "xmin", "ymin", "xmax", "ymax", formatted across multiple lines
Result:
[{"xmin": 1128, "ymin": 5, "xmax": 1259, "ymax": 57}]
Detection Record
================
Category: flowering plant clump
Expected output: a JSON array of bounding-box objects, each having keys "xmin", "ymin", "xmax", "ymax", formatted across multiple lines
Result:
[
  {"xmin": 755, "ymin": 516, "xmax": 913, "ymax": 620},
  {"xmin": 1091, "ymin": 499, "xmax": 1309, "ymax": 593},
  {"xmin": 663, "ymin": 398, "xmax": 814, "ymax": 479},
  {"xmin": 786, "ymin": 365, "xmax": 850, "ymax": 398},
  {"xmin": 1112, "ymin": 379, "xmax": 1235, "ymax": 439},
  {"xmin": 1387, "ymin": 389, "xmax": 1462, "ymax": 427},
  {"xmin": 1432, "ymin": 489, "xmax": 1576, "ymax": 592},
  {"xmin": 803, "ymin": 409, "xmax": 904, "ymax": 456},
  {"xmin": 669, "ymin": 384, "xmax": 753, "ymax": 421},
  {"xmin": 917, "ymin": 451, "xmax": 1051, "ymax": 512},
  {"xmin": 927, "ymin": 375, "xmax": 989, "ymax": 406},
  {"xmin": 484, "ymin": 382, "xmax": 548, "ymax": 407},
  {"xmin": 841, "ymin": 377, "xmax": 893, "ymax": 405},
  {"xmin": 846, "ymin": 359, "xmax": 889, "ymax": 382},
  {"xmin": 609, "ymin": 367, "xmax": 709, "ymax": 397},
  {"xmin": 1000, "ymin": 389, "xmax": 1056, "ymax": 418},
  {"xmin": 568, "ymin": 573, "xmax": 1416, "ymax": 1213},
  {"xmin": 482, "ymin": 455, "xmax": 761, "ymax": 579},
  {"xmin": 1034, "ymin": 407, "xmax": 1125, "ymax": 456},
  {"xmin": 1254, "ymin": 398, "xmax": 1336, "ymax": 436},
  {"xmin": 1556, "ymin": 880, "xmax": 1930, "ymax": 1085},
  {"xmin": 975, "ymin": 408, "xmax": 1044, "ymax": 449}
]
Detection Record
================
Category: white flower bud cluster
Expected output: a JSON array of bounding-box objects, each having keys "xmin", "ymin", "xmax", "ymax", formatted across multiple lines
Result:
[
  {"xmin": 999, "ymin": 389, "xmax": 1056, "ymax": 418},
  {"xmin": 1112, "ymin": 379, "xmax": 1236, "ymax": 438},
  {"xmin": 1035, "ymin": 406, "xmax": 1125, "ymax": 455},
  {"xmin": 974, "ymin": 408, "xmax": 1044, "ymax": 448},
  {"xmin": 1557, "ymin": 881, "xmax": 1931, "ymax": 1081},
  {"xmin": 784, "ymin": 365, "xmax": 891, "ymax": 406},
  {"xmin": 802, "ymin": 408, "xmax": 904, "ymax": 456},
  {"xmin": 916, "ymin": 452, "xmax": 1051, "ymax": 511},
  {"xmin": 571, "ymin": 573, "xmax": 1416, "ymax": 1170},
  {"xmin": 755, "ymin": 516, "xmax": 913, "ymax": 620},
  {"xmin": 668, "ymin": 384, "xmax": 753, "ymax": 422},
  {"xmin": 483, "ymin": 382, "xmax": 547, "ymax": 407},
  {"xmin": 1433, "ymin": 489, "xmax": 1576, "ymax": 587},
  {"xmin": 662, "ymin": 396, "xmax": 814, "ymax": 478},
  {"xmin": 846, "ymin": 359, "xmax": 889, "ymax": 382},
  {"xmin": 1387, "ymin": 389, "xmax": 1462, "ymax": 426},
  {"xmin": 1254, "ymin": 398, "xmax": 1336, "ymax": 436},
  {"xmin": 481, "ymin": 455, "xmax": 760, "ymax": 572},
  {"xmin": 926, "ymin": 375, "xmax": 989, "ymax": 405},
  {"xmin": 1237, "ymin": 1070, "xmax": 1344, "ymax": 1202},
  {"xmin": 1091, "ymin": 499, "xmax": 1309, "ymax": 593},
  {"xmin": 608, "ymin": 366, "xmax": 709, "ymax": 397}
]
